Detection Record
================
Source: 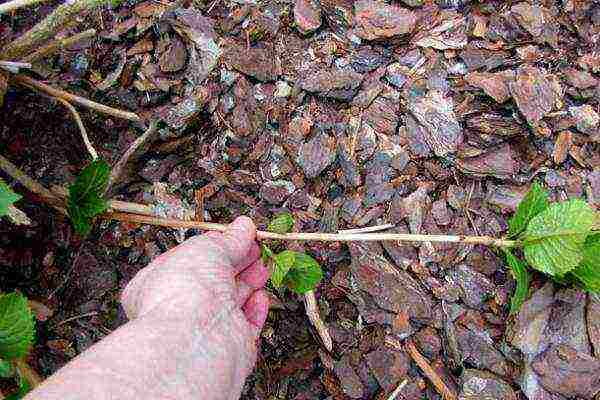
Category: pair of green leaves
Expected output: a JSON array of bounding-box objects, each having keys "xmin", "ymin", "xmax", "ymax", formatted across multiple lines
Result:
[
  {"xmin": 263, "ymin": 213, "xmax": 323, "ymax": 294},
  {"xmin": 67, "ymin": 159, "xmax": 110, "ymax": 235},
  {"xmin": 505, "ymin": 182, "xmax": 599, "ymax": 313},
  {"xmin": 0, "ymin": 179, "xmax": 21, "ymax": 218}
]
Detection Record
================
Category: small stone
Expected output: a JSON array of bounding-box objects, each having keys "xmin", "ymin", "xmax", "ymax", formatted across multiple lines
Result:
[
  {"xmin": 569, "ymin": 105, "xmax": 599, "ymax": 136},
  {"xmin": 460, "ymin": 369, "xmax": 516, "ymax": 400},
  {"xmin": 296, "ymin": 132, "xmax": 336, "ymax": 178},
  {"xmin": 353, "ymin": 0, "xmax": 416, "ymax": 41},
  {"xmin": 294, "ymin": 0, "xmax": 322, "ymax": 34},
  {"xmin": 532, "ymin": 345, "xmax": 600, "ymax": 399},
  {"xmin": 299, "ymin": 69, "xmax": 364, "ymax": 101}
]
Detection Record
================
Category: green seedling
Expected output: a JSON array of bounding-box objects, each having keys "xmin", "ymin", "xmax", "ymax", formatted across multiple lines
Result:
[
  {"xmin": 503, "ymin": 182, "xmax": 599, "ymax": 313},
  {"xmin": 262, "ymin": 212, "xmax": 323, "ymax": 294},
  {"xmin": 0, "ymin": 292, "xmax": 35, "ymax": 399},
  {"xmin": 67, "ymin": 159, "xmax": 110, "ymax": 236}
]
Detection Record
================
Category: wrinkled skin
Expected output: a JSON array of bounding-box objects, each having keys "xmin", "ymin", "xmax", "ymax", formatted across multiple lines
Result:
[{"xmin": 26, "ymin": 217, "xmax": 270, "ymax": 400}]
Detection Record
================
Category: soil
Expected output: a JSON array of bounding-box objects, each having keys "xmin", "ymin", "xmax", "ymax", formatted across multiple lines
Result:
[{"xmin": 1, "ymin": 0, "xmax": 600, "ymax": 399}]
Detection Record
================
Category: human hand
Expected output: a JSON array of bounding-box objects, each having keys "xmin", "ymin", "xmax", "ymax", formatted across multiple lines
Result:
[
  {"xmin": 120, "ymin": 216, "xmax": 270, "ymax": 399},
  {"xmin": 26, "ymin": 217, "xmax": 269, "ymax": 400}
]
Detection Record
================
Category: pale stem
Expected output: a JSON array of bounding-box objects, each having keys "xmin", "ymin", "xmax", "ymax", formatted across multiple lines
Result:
[
  {"xmin": 13, "ymin": 75, "xmax": 141, "ymax": 122},
  {"xmin": 22, "ymin": 29, "xmax": 97, "ymax": 63},
  {"xmin": 55, "ymin": 98, "xmax": 98, "ymax": 160}
]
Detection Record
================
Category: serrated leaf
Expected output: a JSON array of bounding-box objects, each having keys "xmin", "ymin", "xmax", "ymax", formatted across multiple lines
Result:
[
  {"xmin": 0, "ymin": 358, "xmax": 13, "ymax": 378},
  {"xmin": 508, "ymin": 182, "xmax": 549, "ymax": 237},
  {"xmin": 267, "ymin": 213, "xmax": 294, "ymax": 234},
  {"xmin": 67, "ymin": 160, "xmax": 110, "ymax": 236},
  {"xmin": 523, "ymin": 199, "xmax": 596, "ymax": 276},
  {"xmin": 572, "ymin": 234, "xmax": 600, "ymax": 293},
  {"xmin": 271, "ymin": 250, "xmax": 296, "ymax": 287},
  {"xmin": 504, "ymin": 249, "xmax": 530, "ymax": 314},
  {"xmin": 0, "ymin": 292, "xmax": 35, "ymax": 360},
  {"xmin": 0, "ymin": 179, "xmax": 21, "ymax": 218},
  {"xmin": 283, "ymin": 252, "xmax": 323, "ymax": 294}
]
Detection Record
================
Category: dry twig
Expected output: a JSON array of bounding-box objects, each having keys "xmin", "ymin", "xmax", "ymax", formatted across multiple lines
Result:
[
  {"xmin": 22, "ymin": 29, "xmax": 96, "ymax": 63},
  {"xmin": 55, "ymin": 97, "xmax": 98, "ymax": 160},
  {"xmin": 104, "ymin": 212, "xmax": 517, "ymax": 246},
  {"xmin": 405, "ymin": 340, "xmax": 457, "ymax": 400},
  {"xmin": 13, "ymin": 75, "xmax": 141, "ymax": 122},
  {"xmin": 106, "ymin": 121, "xmax": 158, "ymax": 193},
  {"xmin": 304, "ymin": 290, "xmax": 333, "ymax": 352}
]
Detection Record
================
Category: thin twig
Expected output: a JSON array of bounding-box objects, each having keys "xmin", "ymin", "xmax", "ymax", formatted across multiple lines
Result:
[
  {"xmin": 387, "ymin": 379, "xmax": 408, "ymax": 400},
  {"xmin": 104, "ymin": 212, "xmax": 517, "ymax": 247},
  {"xmin": 13, "ymin": 75, "xmax": 141, "ymax": 122},
  {"xmin": 22, "ymin": 29, "xmax": 96, "ymax": 63},
  {"xmin": 106, "ymin": 121, "xmax": 158, "ymax": 193},
  {"xmin": 0, "ymin": 154, "xmax": 65, "ymax": 213},
  {"xmin": 338, "ymin": 223, "xmax": 395, "ymax": 234},
  {"xmin": 0, "ymin": 0, "xmax": 45, "ymax": 15},
  {"xmin": 55, "ymin": 97, "xmax": 98, "ymax": 160},
  {"xmin": 304, "ymin": 290, "xmax": 333, "ymax": 352},
  {"xmin": 405, "ymin": 340, "xmax": 457, "ymax": 400},
  {"xmin": 1, "ymin": 0, "xmax": 109, "ymax": 60},
  {"xmin": 53, "ymin": 311, "xmax": 99, "ymax": 328}
]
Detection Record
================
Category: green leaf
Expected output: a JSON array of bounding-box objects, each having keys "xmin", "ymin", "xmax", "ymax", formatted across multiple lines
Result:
[
  {"xmin": 0, "ymin": 179, "xmax": 21, "ymax": 218},
  {"xmin": 271, "ymin": 250, "xmax": 295, "ymax": 287},
  {"xmin": 267, "ymin": 213, "xmax": 294, "ymax": 234},
  {"xmin": 508, "ymin": 182, "xmax": 549, "ymax": 237},
  {"xmin": 504, "ymin": 249, "xmax": 530, "ymax": 314},
  {"xmin": 522, "ymin": 199, "xmax": 596, "ymax": 276},
  {"xmin": 572, "ymin": 234, "xmax": 600, "ymax": 292},
  {"xmin": 283, "ymin": 252, "xmax": 323, "ymax": 294},
  {"xmin": 0, "ymin": 358, "xmax": 13, "ymax": 378},
  {"xmin": 67, "ymin": 160, "xmax": 110, "ymax": 236},
  {"xmin": 0, "ymin": 292, "xmax": 35, "ymax": 360}
]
